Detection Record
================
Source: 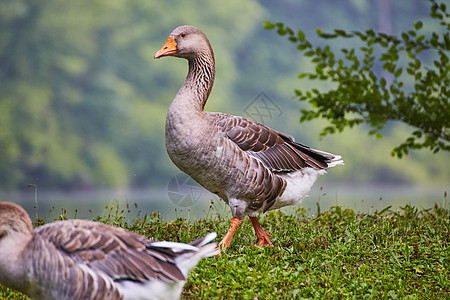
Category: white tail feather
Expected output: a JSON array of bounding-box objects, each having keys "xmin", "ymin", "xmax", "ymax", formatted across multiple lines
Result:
[
  {"xmin": 327, "ymin": 155, "xmax": 344, "ymax": 168},
  {"xmin": 310, "ymin": 148, "xmax": 344, "ymax": 168},
  {"xmin": 150, "ymin": 241, "xmax": 199, "ymax": 252},
  {"xmin": 174, "ymin": 232, "xmax": 218, "ymax": 278}
]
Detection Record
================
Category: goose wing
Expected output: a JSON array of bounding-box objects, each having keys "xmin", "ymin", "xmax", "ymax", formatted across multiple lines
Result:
[
  {"xmin": 36, "ymin": 220, "xmax": 186, "ymax": 283},
  {"xmin": 221, "ymin": 115, "xmax": 336, "ymax": 172}
]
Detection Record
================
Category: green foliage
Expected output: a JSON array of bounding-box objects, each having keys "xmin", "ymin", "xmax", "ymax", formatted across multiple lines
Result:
[
  {"xmin": 0, "ymin": 0, "xmax": 261, "ymax": 189},
  {"xmin": 0, "ymin": 0, "xmax": 448, "ymax": 189},
  {"xmin": 2, "ymin": 204, "xmax": 448, "ymax": 299},
  {"xmin": 264, "ymin": 0, "xmax": 450, "ymax": 158}
]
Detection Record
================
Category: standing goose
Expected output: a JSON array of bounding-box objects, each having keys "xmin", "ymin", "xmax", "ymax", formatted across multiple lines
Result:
[
  {"xmin": 0, "ymin": 202, "xmax": 217, "ymax": 300},
  {"xmin": 155, "ymin": 25, "xmax": 343, "ymax": 252}
]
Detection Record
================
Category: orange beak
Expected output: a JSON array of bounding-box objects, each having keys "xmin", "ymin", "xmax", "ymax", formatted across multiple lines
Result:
[{"xmin": 154, "ymin": 37, "xmax": 177, "ymax": 59}]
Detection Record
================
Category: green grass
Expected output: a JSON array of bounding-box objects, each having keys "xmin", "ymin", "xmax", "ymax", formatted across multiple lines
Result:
[{"xmin": 1, "ymin": 204, "xmax": 449, "ymax": 299}]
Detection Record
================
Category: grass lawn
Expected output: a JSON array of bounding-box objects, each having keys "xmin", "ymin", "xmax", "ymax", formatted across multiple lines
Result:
[{"xmin": 1, "ymin": 202, "xmax": 448, "ymax": 299}]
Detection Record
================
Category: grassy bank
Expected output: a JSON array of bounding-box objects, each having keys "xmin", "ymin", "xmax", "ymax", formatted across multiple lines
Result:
[{"xmin": 1, "ymin": 203, "xmax": 449, "ymax": 299}]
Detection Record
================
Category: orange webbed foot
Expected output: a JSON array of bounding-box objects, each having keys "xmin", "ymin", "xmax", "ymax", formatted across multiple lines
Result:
[
  {"xmin": 255, "ymin": 230, "xmax": 273, "ymax": 247},
  {"xmin": 249, "ymin": 216, "xmax": 273, "ymax": 247}
]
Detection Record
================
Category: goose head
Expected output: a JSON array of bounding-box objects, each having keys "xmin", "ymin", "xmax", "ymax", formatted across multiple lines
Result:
[
  {"xmin": 0, "ymin": 202, "xmax": 33, "ymax": 286},
  {"xmin": 154, "ymin": 25, "xmax": 213, "ymax": 60},
  {"xmin": 0, "ymin": 202, "xmax": 33, "ymax": 242}
]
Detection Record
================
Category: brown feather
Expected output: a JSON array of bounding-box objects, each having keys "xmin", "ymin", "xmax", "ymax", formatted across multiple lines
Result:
[
  {"xmin": 225, "ymin": 116, "xmax": 334, "ymax": 172},
  {"xmin": 36, "ymin": 220, "xmax": 186, "ymax": 283}
]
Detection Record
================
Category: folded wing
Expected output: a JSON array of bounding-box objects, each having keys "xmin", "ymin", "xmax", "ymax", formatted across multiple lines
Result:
[{"xmin": 222, "ymin": 116, "xmax": 340, "ymax": 172}]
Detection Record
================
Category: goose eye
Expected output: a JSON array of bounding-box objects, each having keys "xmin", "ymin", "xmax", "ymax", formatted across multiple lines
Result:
[{"xmin": 180, "ymin": 33, "xmax": 186, "ymax": 38}]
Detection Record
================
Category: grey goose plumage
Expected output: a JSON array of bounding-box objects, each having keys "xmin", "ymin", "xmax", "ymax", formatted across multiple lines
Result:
[
  {"xmin": 0, "ymin": 202, "xmax": 217, "ymax": 300},
  {"xmin": 155, "ymin": 25, "xmax": 343, "ymax": 252}
]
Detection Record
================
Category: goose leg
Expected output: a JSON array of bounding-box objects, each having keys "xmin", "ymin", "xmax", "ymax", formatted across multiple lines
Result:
[
  {"xmin": 217, "ymin": 217, "xmax": 242, "ymax": 253},
  {"xmin": 249, "ymin": 216, "xmax": 273, "ymax": 247}
]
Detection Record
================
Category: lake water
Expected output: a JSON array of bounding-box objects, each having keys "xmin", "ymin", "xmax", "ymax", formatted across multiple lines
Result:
[{"xmin": 1, "ymin": 182, "xmax": 447, "ymax": 223}]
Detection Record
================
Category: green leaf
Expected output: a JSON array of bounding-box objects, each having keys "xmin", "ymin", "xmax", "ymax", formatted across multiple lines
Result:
[
  {"xmin": 413, "ymin": 21, "xmax": 423, "ymax": 30},
  {"xmin": 297, "ymin": 30, "xmax": 305, "ymax": 41},
  {"xmin": 415, "ymin": 72, "xmax": 422, "ymax": 80},
  {"xmin": 263, "ymin": 21, "xmax": 275, "ymax": 30},
  {"xmin": 334, "ymin": 29, "xmax": 351, "ymax": 37},
  {"xmin": 414, "ymin": 59, "xmax": 421, "ymax": 69},
  {"xmin": 297, "ymin": 44, "xmax": 309, "ymax": 50},
  {"xmin": 412, "ymin": 130, "xmax": 423, "ymax": 138},
  {"xmin": 322, "ymin": 33, "xmax": 337, "ymax": 39},
  {"xmin": 406, "ymin": 67, "xmax": 415, "ymax": 75},
  {"xmin": 365, "ymin": 29, "xmax": 375, "ymax": 37},
  {"xmin": 402, "ymin": 33, "xmax": 409, "ymax": 41},
  {"xmin": 407, "ymin": 51, "xmax": 415, "ymax": 59},
  {"xmin": 286, "ymin": 27, "xmax": 294, "ymax": 36}
]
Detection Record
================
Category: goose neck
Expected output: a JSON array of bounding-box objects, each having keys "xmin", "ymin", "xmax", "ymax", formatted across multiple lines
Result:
[{"xmin": 173, "ymin": 52, "xmax": 215, "ymax": 112}]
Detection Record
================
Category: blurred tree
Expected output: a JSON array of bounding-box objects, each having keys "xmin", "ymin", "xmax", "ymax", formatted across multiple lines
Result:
[
  {"xmin": 264, "ymin": 0, "xmax": 449, "ymax": 158},
  {"xmin": 0, "ymin": 0, "xmax": 130, "ymax": 188},
  {"xmin": 0, "ymin": 0, "xmax": 448, "ymax": 190},
  {"xmin": 0, "ymin": 0, "xmax": 262, "ymax": 189}
]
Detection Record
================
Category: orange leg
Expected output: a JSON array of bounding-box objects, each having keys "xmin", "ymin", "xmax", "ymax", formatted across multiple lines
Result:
[
  {"xmin": 217, "ymin": 217, "xmax": 242, "ymax": 254},
  {"xmin": 249, "ymin": 216, "xmax": 273, "ymax": 247}
]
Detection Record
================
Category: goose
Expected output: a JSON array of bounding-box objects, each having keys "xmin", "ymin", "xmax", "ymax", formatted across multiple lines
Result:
[
  {"xmin": 0, "ymin": 201, "xmax": 217, "ymax": 300},
  {"xmin": 154, "ymin": 25, "xmax": 343, "ymax": 253}
]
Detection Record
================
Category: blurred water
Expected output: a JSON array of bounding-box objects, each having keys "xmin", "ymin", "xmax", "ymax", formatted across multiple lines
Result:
[{"xmin": 0, "ymin": 183, "xmax": 447, "ymax": 223}]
